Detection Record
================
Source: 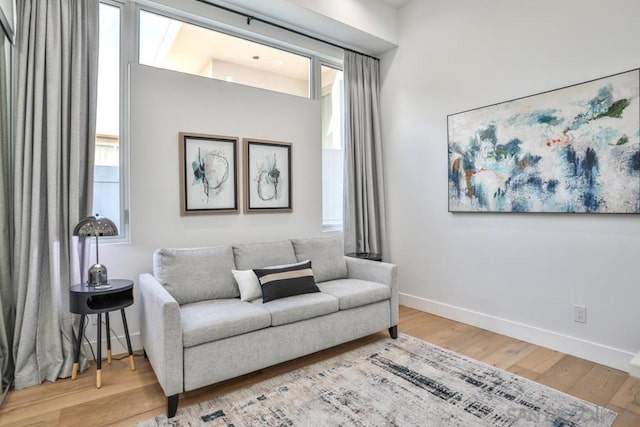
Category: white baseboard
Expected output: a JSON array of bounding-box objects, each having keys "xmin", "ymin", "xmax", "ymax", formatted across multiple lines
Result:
[
  {"xmin": 630, "ymin": 353, "xmax": 640, "ymax": 378},
  {"xmin": 400, "ymin": 293, "xmax": 635, "ymax": 373},
  {"xmin": 81, "ymin": 331, "xmax": 143, "ymax": 358}
]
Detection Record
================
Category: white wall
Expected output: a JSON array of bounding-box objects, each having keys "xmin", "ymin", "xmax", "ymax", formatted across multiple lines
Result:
[
  {"xmin": 284, "ymin": 0, "xmax": 399, "ymax": 45},
  {"xmin": 203, "ymin": 59, "xmax": 309, "ymax": 98},
  {"xmin": 218, "ymin": 0, "xmax": 399, "ymax": 54},
  {"xmin": 95, "ymin": 63, "xmax": 321, "ymax": 351},
  {"xmin": 380, "ymin": 0, "xmax": 640, "ymax": 371}
]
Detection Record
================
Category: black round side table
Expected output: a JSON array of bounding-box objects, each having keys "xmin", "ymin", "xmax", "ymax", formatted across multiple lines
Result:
[
  {"xmin": 346, "ymin": 252, "xmax": 383, "ymax": 262},
  {"xmin": 69, "ymin": 279, "xmax": 136, "ymax": 388}
]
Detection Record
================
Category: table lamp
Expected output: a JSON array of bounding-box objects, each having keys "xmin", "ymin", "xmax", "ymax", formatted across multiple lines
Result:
[{"xmin": 73, "ymin": 214, "xmax": 118, "ymax": 287}]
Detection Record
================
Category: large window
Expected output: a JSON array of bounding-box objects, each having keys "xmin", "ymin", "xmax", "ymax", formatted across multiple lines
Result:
[
  {"xmin": 94, "ymin": 2, "xmax": 123, "ymax": 232},
  {"xmin": 321, "ymin": 65, "xmax": 344, "ymax": 229},
  {"xmin": 139, "ymin": 10, "xmax": 311, "ymax": 98},
  {"xmin": 94, "ymin": 3, "xmax": 345, "ymax": 233}
]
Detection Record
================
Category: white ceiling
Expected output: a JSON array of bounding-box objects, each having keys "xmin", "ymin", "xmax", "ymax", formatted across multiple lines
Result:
[{"xmin": 166, "ymin": 20, "xmax": 311, "ymax": 80}]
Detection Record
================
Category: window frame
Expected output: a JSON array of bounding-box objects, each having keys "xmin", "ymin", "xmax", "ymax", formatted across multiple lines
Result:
[
  {"xmin": 96, "ymin": 0, "xmax": 131, "ymax": 243},
  {"xmin": 132, "ymin": 2, "xmax": 345, "ymax": 231},
  {"xmin": 319, "ymin": 60, "xmax": 345, "ymax": 231},
  {"xmin": 99, "ymin": 1, "xmax": 346, "ymax": 237}
]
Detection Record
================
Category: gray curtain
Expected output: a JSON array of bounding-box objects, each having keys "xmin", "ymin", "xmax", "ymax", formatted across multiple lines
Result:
[
  {"xmin": 11, "ymin": 0, "xmax": 98, "ymax": 388},
  {"xmin": 343, "ymin": 50, "xmax": 389, "ymax": 259},
  {"xmin": 0, "ymin": 27, "xmax": 13, "ymax": 389}
]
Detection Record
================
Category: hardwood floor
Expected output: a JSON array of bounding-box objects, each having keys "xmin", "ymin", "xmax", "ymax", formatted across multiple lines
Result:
[{"xmin": 1, "ymin": 306, "xmax": 638, "ymax": 426}]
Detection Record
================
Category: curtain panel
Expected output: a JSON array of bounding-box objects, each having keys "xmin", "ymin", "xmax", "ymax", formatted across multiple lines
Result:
[
  {"xmin": 10, "ymin": 0, "xmax": 98, "ymax": 388},
  {"xmin": 0, "ymin": 26, "xmax": 13, "ymax": 389},
  {"xmin": 343, "ymin": 50, "xmax": 389, "ymax": 260}
]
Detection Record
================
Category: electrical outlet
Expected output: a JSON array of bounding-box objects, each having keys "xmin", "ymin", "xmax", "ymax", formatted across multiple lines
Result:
[{"xmin": 574, "ymin": 305, "xmax": 587, "ymax": 323}]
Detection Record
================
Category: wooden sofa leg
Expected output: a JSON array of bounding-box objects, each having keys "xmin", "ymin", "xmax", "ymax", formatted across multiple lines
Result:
[
  {"xmin": 388, "ymin": 325, "xmax": 398, "ymax": 339},
  {"xmin": 168, "ymin": 394, "xmax": 179, "ymax": 418}
]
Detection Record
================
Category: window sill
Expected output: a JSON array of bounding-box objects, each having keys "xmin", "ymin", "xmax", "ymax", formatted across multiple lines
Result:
[{"xmin": 322, "ymin": 223, "xmax": 343, "ymax": 232}]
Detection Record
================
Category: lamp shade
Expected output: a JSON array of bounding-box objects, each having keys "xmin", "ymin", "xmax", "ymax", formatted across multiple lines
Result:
[{"xmin": 73, "ymin": 215, "xmax": 118, "ymax": 237}]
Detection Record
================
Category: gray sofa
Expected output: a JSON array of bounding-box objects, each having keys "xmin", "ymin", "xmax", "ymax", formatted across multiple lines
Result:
[{"xmin": 139, "ymin": 235, "xmax": 398, "ymax": 418}]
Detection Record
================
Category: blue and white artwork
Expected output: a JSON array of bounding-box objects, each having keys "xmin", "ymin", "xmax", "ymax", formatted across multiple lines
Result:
[
  {"xmin": 448, "ymin": 69, "xmax": 640, "ymax": 213},
  {"xmin": 245, "ymin": 139, "xmax": 292, "ymax": 212},
  {"xmin": 180, "ymin": 133, "xmax": 238, "ymax": 215}
]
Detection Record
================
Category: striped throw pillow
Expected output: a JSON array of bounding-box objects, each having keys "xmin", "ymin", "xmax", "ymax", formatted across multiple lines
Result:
[{"xmin": 253, "ymin": 260, "xmax": 319, "ymax": 303}]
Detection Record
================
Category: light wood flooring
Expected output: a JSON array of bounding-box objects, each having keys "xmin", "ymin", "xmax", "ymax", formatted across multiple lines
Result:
[{"xmin": 0, "ymin": 306, "xmax": 639, "ymax": 426}]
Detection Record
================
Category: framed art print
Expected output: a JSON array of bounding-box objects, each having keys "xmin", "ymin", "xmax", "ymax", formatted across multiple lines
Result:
[
  {"xmin": 179, "ymin": 132, "xmax": 239, "ymax": 215},
  {"xmin": 244, "ymin": 138, "xmax": 292, "ymax": 213},
  {"xmin": 447, "ymin": 68, "xmax": 640, "ymax": 213}
]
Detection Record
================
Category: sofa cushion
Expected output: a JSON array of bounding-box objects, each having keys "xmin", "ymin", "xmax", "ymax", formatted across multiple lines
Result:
[
  {"xmin": 291, "ymin": 235, "xmax": 347, "ymax": 283},
  {"xmin": 180, "ymin": 299, "xmax": 271, "ymax": 347},
  {"xmin": 251, "ymin": 292, "xmax": 338, "ymax": 326},
  {"xmin": 254, "ymin": 260, "xmax": 319, "ymax": 303},
  {"xmin": 233, "ymin": 240, "xmax": 297, "ymax": 270},
  {"xmin": 232, "ymin": 269, "xmax": 262, "ymax": 302},
  {"xmin": 153, "ymin": 246, "xmax": 238, "ymax": 305},
  {"xmin": 317, "ymin": 279, "xmax": 390, "ymax": 310}
]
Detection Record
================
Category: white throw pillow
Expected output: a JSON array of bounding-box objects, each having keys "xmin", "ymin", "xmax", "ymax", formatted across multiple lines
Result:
[{"xmin": 232, "ymin": 269, "xmax": 262, "ymax": 302}]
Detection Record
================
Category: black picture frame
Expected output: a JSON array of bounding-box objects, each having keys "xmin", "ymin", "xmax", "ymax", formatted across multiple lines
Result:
[
  {"xmin": 243, "ymin": 138, "xmax": 292, "ymax": 213},
  {"xmin": 179, "ymin": 132, "xmax": 239, "ymax": 215}
]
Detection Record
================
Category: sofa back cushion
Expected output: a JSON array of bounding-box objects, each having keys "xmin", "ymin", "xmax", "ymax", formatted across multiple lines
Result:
[
  {"xmin": 233, "ymin": 240, "xmax": 297, "ymax": 270},
  {"xmin": 291, "ymin": 235, "xmax": 347, "ymax": 283},
  {"xmin": 153, "ymin": 246, "xmax": 238, "ymax": 305}
]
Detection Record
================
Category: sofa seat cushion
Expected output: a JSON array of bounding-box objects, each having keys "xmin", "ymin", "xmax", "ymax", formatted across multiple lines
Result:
[
  {"xmin": 317, "ymin": 279, "xmax": 390, "ymax": 310},
  {"xmin": 181, "ymin": 299, "xmax": 271, "ymax": 347},
  {"xmin": 251, "ymin": 292, "xmax": 338, "ymax": 326}
]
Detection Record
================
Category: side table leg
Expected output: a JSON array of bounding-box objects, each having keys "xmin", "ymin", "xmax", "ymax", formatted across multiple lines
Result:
[
  {"xmin": 72, "ymin": 314, "xmax": 86, "ymax": 380},
  {"xmin": 106, "ymin": 312, "xmax": 112, "ymax": 364},
  {"xmin": 96, "ymin": 313, "xmax": 102, "ymax": 389},
  {"xmin": 121, "ymin": 308, "xmax": 136, "ymax": 371}
]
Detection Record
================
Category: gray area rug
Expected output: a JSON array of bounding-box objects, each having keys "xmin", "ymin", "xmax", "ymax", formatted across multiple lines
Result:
[{"xmin": 139, "ymin": 334, "xmax": 616, "ymax": 426}]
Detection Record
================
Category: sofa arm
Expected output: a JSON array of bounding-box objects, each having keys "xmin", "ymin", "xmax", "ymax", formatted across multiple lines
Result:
[
  {"xmin": 344, "ymin": 256, "xmax": 399, "ymax": 327},
  {"xmin": 139, "ymin": 273, "xmax": 183, "ymax": 397}
]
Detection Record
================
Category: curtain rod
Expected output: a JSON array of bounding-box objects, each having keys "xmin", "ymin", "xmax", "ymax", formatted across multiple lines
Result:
[{"xmin": 194, "ymin": 0, "xmax": 380, "ymax": 61}]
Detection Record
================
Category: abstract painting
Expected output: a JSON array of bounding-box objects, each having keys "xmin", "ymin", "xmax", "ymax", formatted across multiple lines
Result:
[
  {"xmin": 179, "ymin": 132, "xmax": 238, "ymax": 215},
  {"xmin": 448, "ymin": 69, "xmax": 640, "ymax": 213},
  {"xmin": 244, "ymin": 138, "xmax": 292, "ymax": 213}
]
